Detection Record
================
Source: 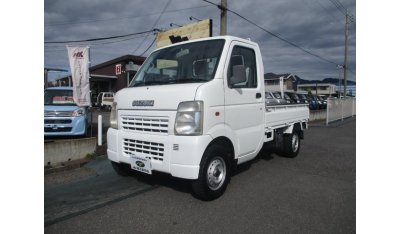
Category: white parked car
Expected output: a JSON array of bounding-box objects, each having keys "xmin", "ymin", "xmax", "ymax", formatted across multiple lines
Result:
[{"xmin": 96, "ymin": 92, "xmax": 114, "ymax": 109}]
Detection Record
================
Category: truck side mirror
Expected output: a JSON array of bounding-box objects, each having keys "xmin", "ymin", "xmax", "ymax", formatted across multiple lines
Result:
[{"xmin": 229, "ymin": 65, "xmax": 246, "ymax": 87}]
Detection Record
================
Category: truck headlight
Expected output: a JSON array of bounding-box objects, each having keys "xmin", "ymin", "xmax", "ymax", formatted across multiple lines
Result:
[
  {"xmin": 72, "ymin": 108, "xmax": 85, "ymax": 117},
  {"xmin": 110, "ymin": 102, "xmax": 118, "ymax": 129},
  {"xmin": 174, "ymin": 101, "xmax": 203, "ymax": 135}
]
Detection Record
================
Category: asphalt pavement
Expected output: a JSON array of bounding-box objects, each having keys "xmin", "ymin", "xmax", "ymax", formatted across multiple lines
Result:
[{"xmin": 44, "ymin": 117, "xmax": 356, "ymax": 233}]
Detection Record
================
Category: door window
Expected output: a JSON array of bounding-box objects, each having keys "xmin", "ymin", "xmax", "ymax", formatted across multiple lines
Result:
[{"xmin": 227, "ymin": 46, "xmax": 257, "ymax": 89}]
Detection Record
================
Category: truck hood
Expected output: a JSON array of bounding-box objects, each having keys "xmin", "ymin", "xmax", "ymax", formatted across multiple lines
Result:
[
  {"xmin": 44, "ymin": 105, "xmax": 80, "ymax": 112},
  {"xmin": 115, "ymin": 83, "xmax": 202, "ymax": 110}
]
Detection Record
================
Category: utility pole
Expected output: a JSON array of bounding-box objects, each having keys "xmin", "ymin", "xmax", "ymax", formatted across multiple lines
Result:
[
  {"xmin": 220, "ymin": 0, "xmax": 227, "ymax": 35},
  {"xmin": 337, "ymin": 65, "xmax": 342, "ymax": 98},
  {"xmin": 343, "ymin": 11, "xmax": 349, "ymax": 98}
]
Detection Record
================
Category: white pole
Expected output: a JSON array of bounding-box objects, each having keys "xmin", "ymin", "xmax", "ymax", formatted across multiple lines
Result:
[
  {"xmin": 98, "ymin": 115, "xmax": 102, "ymax": 146},
  {"xmin": 341, "ymin": 99, "xmax": 344, "ymax": 121},
  {"xmin": 326, "ymin": 98, "xmax": 329, "ymax": 125}
]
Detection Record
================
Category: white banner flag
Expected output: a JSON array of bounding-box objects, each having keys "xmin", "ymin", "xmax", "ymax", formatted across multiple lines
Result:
[{"xmin": 67, "ymin": 46, "xmax": 90, "ymax": 106}]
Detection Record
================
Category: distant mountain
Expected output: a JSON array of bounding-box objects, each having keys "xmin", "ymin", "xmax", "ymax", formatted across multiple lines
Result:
[{"xmin": 321, "ymin": 78, "xmax": 356, "ymax": 86}]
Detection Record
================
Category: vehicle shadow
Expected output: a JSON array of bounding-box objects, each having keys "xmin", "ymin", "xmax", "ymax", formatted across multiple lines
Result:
[
  {"xmin": 126, "ymin": 144, "xmax": 279, "ymax": 200},
  {"xmin": 128, "ymin": 170, "xmax": 193, "ymax": 196},
  {"xmin": 232, "ymin": 144, "xmax": 276, "ymax": 176}
]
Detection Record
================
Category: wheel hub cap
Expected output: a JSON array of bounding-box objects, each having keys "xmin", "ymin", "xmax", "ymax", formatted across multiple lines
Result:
[
  {"xmin": 207, "ymin": 157, "xmax": 226, "ymax": 191},
  {"xmin": 292, "ymin": 133, "xmax": 299, "ymax": 152}
]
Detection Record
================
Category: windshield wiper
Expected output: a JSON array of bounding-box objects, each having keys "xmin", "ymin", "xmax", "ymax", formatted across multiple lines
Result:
[
  {"xmin": 132, "ymin": 79, "xmax": 208, "ymax": 87},
  {"xmin": 131, "ymin": 80, "xmax": 169, "ymax": 87}
]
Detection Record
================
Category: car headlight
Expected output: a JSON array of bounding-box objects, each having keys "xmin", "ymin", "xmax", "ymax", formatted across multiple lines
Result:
[
  {"xmin": 72, "ymin": 108, "xmax": 85, "ymax": 117},
  {"xmin": 110, "ymin": 102, "xmax": 118, "ymax": 129},
  {"xmin": 174, "ymin": 101, "xmax": 203, "ymax": 135}
]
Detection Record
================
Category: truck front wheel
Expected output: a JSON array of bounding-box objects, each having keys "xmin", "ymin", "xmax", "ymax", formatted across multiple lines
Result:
[
  {"xmin": 192, "ymin": 145, "xmax": 231, "ymax": 201},
  {"xmin": 282, "ymin": 131, "xmax": 301, "ymax": 158}
]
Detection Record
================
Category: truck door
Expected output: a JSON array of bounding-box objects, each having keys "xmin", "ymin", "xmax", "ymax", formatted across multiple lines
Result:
[{"xmin": 224, "ymin": 41, "xmax": 264, "ymax": 157}]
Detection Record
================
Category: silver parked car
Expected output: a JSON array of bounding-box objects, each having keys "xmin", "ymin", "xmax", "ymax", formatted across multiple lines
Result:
[
  {"xmin": 265, "ymin": 92, "xmax": 281, "ymax": 106},
  {"xmin": 272, "ymin": 92, "xmax": 291, "ymax": 104}
]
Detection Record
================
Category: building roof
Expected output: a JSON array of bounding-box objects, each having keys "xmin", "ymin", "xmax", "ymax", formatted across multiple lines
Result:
[
  {"xmin": 90, "ymin": 54, "xmax": 146, "ymax": 71},
  {"xmin": 54, "ymin": 54, "xmax": 146, "ymax": 81},
  {"xmin": 298, "ymin": 83, "xmax": 336, "ymax": 87},
  {"xmin": 264, "ymin": 73, "xmax": 296, "ymax": 81}
]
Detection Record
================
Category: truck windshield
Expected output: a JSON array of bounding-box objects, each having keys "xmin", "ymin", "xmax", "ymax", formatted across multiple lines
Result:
[
  {"xmin": 44, "ymin": 89, "xmax": 76, "ymax": 106},
  {"xmin": 130, "ymin": 39, "xmax": 225, "ymax": 87}
]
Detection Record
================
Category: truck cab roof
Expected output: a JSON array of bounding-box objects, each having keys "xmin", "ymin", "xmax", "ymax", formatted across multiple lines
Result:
[{"xmin": 155, "ymin": 35, "xmax": 259, "ymax": 52}]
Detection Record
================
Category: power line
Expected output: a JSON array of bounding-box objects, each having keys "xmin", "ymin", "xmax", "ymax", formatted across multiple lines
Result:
[
  {"xmin": 315, "ymin": 0, "xmax": 342, "ymax": 22},
  {"xmin": 44, "ymin": 29, "xmax": 157, "ymax": 44},
  {"xmin": 89, "ymin": 33, "xmax": 153, "ymax": 45},
  {"xmin": 327, "ymin": 0, "xmax": 355, "ymax": 23},
  {"xmin": 202, "ymin": 0, "xmax": 339, "ymax": 66},
  {"xmin": 132, "ymin": 0, "xmax": 172, "ymax": 55},
  {"xmin": 44, "ymin": 34, "xmax": 154, "ymax": 57},
  {"xmin": 333, "ymin": 0, "xmax": 346, "ymax": 10},
  {"xmin": 45, "ymin": 33, "xmax": 153, "ymax": 48},
  {"xmin": 44, "ymin": 49, "xmax": 67, "ymax": 53},
  {"xmin": 346, "ymin": 67, "xmax": 355, "ymax": 75},
  {"xmin": 139, "ymin": 36, "xmax": 157, "ymax": 57},
  {"xmin": 327, "ymin": 0, "xmax": 347, "ymax": 16},
  {"xmin": 45, "ymin": 5, "xmax": 211, "ymax": 27}
]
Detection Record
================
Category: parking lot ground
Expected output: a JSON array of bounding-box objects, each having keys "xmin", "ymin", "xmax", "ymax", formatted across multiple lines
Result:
[{"xmin": 45, "ymin": 117, "xmax": 356, "ymax": 233}]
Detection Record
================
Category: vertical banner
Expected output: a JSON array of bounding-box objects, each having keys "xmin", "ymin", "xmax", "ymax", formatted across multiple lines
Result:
[{"xmin": 67, "ymin": 46, "xmax": 90, "ymax": 106}]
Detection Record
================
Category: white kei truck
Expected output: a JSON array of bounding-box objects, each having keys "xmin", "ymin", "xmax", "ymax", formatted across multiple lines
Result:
[{"xmin": 107, "ymin": 36, "xmax": 309, "ymax": 200}]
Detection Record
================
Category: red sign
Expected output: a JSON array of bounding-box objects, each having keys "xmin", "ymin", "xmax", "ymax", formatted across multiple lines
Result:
[{"xmin": 115, "ymin": 64, "xmax": 122, "ymax": 75}]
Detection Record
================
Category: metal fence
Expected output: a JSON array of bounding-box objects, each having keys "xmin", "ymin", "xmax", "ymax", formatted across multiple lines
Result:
[{"xmin": 326, "ymin": 97, "xmax": 356, "ymax": 124}]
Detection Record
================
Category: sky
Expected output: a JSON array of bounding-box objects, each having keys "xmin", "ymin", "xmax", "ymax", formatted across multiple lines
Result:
[{"xmin": 44, "ymin": 0, "xmax": 356, "ymax": 82}]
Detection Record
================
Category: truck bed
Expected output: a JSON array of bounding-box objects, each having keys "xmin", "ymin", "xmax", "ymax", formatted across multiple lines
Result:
[{"xmin": 265, "ymin": 104, "xmax": 309, "ymax": 129}]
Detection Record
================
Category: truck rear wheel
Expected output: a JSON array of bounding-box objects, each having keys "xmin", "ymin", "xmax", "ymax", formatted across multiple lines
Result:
[
  {"xmin": 111, "ymin": 161, "xmax": 133, "ymax": 176},
  {"xmin": 281, "ymin": 131, "xmax": 300, "ymax": 158},
  {"xmin": 192, "ymin": 145, "xmax": 231, "ymax": 201}
]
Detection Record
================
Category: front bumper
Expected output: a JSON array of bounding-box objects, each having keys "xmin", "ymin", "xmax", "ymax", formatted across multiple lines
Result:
[
  {"xmin": 44, "ymin": 116, "xmax": 87, "ymax": 136},
  {"xmin": 107, "ymin": 128, "xmax": 212, "ymax": 180}
]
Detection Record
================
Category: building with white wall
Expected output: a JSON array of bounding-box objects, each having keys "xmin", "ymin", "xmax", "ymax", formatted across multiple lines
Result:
[
  {"xmin": 297, "ymin": 83, "xmax": 336, "ymax": 96},
  {"xmin": 264, "ymin": 73, "xmax": 297, "ymax": 92}
]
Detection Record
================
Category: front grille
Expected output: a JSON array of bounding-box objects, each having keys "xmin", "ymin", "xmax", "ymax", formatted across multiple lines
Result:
[
  {"xmin": 44, "ymin": 119, "xmax": 72, "ymax": 124},
  {"xmin": 121, "ymin": 116, "xmax": 169, "ymax": 134},
  {"xmin": 44, "ymin": 127, "xmax": 72, "ymax": 132},
  {"xmin": 45, "ymin": 111, "xmax": 73, "ymax": 117},
  {"xmin": 123, "ymin": 139, "xmax": 164, "ymax": 161}
]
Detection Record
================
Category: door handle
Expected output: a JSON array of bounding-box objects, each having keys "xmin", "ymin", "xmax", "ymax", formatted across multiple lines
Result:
[{"xmin": 256, "ymin": 93, "xmax": 262, "ymax": 99}]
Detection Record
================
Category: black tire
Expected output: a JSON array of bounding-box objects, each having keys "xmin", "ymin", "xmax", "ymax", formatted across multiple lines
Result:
[
  {"xmin": 281, "ymin": 131, "xmax": 301, "ymax": 158},
  {"xmin": 192, "ymin": 145, "xmax": 231, "ymax": 201},
  {"xmin": 111, "ymin": 161, "xmax": 133, "ymax": 176}
]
